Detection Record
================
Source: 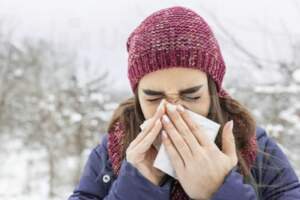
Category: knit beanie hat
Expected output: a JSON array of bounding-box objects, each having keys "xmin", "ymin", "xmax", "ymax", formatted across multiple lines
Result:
[{"xmin": 126, "ymin": 6, "xmax": 229, "ymax": 97}]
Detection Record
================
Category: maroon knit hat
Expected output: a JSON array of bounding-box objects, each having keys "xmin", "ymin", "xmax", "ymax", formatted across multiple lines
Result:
[{"xmin": 127, "ymin": 6, "xmax": 229, "ymax": 97}]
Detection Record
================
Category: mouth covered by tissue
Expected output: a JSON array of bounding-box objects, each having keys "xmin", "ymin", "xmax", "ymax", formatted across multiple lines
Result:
[{"xmin": 146, "ymin": 107, "xmax": 221, "ymax": 179}]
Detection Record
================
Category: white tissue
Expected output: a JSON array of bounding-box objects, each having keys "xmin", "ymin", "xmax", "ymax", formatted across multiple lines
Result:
[{"xmin": 153, "ymin": 109, "xmax": 220, "ymax": 179}]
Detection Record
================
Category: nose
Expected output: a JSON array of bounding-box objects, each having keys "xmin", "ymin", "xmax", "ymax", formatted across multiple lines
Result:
[{"xmin": 165, "ymin": 96, "xmax": 180, "ymax": 104}]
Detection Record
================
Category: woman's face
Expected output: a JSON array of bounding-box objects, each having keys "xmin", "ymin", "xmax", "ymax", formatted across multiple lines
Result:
[{"xmin": 138, "ymin": 67, "xmax": 211, "ymax": 120}]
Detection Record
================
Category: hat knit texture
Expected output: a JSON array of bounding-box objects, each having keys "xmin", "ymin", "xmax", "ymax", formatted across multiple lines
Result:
[{"xmin": 127, "ymin": 6, "xmax": 228, "ymax": 97}]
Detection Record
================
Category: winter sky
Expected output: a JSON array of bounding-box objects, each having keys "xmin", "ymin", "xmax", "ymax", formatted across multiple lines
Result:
[{"xmin": 1, "ymin": 0, "xmax": 300, "ymax": 92}]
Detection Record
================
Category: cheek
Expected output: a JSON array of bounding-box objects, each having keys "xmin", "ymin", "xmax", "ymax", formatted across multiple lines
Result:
[
  {"xmin": 139, "ymin": 99, "xmax": 158, "ymax": 120},
  {"xmin": 185, "ymin": 95, "xmax": 210, "ymax": 117}
]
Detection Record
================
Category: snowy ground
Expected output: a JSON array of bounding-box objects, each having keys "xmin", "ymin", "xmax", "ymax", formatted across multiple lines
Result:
[{"xmin": 0, "ymin": 136, "xmax": 75, "ymax": 200}]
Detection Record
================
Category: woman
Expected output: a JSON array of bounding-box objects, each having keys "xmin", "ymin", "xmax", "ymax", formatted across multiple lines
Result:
[{"xmin": 68, "ymin": 6, "xmax": 300, "ymax": 199}]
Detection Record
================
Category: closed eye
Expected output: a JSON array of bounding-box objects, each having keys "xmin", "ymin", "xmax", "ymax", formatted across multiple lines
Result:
[
  {"xmin": 146, "ymin": 96, "xmax": 201, "ymax": 102},
  {"xmin": 183, "ymin": 96, "xmax": 201, "ymax": 100},
  {"xmin": 146, "ymin": 98, "xmax": 161, "ymax": 102},
  {"xmin": 183, "ymin": 96, "xmax": 201, "ymax": 101}
]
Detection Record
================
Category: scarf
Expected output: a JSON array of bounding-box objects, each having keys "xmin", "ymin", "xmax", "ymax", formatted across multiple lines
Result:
[{"xmin": 107, "ymin": 119, "xmax": 257, "ymax": 199}]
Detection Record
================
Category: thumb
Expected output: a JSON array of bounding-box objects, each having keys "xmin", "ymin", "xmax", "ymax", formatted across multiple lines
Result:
[{"xmin": 222, "ymin": 120, "xmax": 238, "ymax": 165}]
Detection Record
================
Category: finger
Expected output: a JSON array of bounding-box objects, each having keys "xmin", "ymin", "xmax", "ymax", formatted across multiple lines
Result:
[
  {"xmin": 222, "ymin": 120, "xmax": 238, "ymax": 165},
  {"xmin": 152, "ymin": 99, "xmax": 167, "ymax": 120},
  {"xmin": 162, "ymin": 114, "xmax": 192, "ymax": 163},
  {"xmin": 134, "ymin": 119, "xmax": 162, "ymax": 153},
  {"xmin": 140, "ymin": 118, "xmax": 151, "ymax": 130},
  {"xmin": 161, "ymin": 130, "xmax": 184, "ymax": 171},
  {"xmin": 131, "ymin": 100, "xmax": 166, "ymax": 147},
  {"xmin": 165, "ymin": 103, "xmax": 202, "ymax": 155},
  {"xmin": 129, "ymin": 118, "xmax": 156, "ymax": 148},
  {"xmin": 179, "ymin": 108, "xmax": 213, "ymax": 147}
]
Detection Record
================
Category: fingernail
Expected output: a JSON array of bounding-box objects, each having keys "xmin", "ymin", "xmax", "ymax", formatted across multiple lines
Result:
[
  {"xmin": 162, "ymin": 115, "xmax": 170, "ymax": 123},
  {"xmin": 167, "ymin": 103, "xmax": 176, "ymax": 112},
  {"xmin": 157, "ymin": 100, "xmax": 165, "ymax": 111},
  {"xmin": 176, "ymin": 104, "xmax": 185, "ymax": 112},
  {"xmin": 140, "ymin": 119, "xmax": 151, "ymax": 130},
  {"xmin": 228, "ymin": 120, "xmax": 233, "ymax": 131}
]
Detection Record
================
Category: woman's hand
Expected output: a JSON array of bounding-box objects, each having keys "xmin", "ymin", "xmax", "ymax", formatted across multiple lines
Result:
[
  {"xmin": 126, "ymin": 100, "xmax": 166, "ymax": 186},
  {"xmin": 161, "ymin": 103, "xmax": 238, "ymax": 200}
]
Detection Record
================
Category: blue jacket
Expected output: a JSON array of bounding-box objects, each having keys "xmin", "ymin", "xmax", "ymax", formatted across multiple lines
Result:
[{"xmin": 68, "ymin": 126, "xmax": 300, "ymax": 199}]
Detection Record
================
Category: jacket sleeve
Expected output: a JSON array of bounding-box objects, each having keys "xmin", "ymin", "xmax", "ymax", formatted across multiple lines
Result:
[
  {"xmin": 68, "ymin": 134, "xmax": 171, "ymax": 200},
  {"xmin": 104, "ymin": 159, "xmax": 171, "ymax": 200},
  {"xmin": 210, "ymin": 166, "xmax": 258, "ymax": 200},
  {"xmin": 211, "ymin": 128, "xmax": 300, "ymax": 200}
]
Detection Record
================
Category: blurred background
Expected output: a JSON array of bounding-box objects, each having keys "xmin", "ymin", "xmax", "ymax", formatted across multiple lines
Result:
[{"xmin": 0, "ymin": 0, "xmax": 299, "ymax": 199}]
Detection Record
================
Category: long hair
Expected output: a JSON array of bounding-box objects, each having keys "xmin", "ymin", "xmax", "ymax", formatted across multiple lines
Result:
[{"xmin": 107, "ymin": 75, "xmax": 256, "ymax": 175}]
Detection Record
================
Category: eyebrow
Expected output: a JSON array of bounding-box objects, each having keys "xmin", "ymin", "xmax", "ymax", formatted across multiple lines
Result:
[{"xmin": 142, "ymin": 84, "xmax": 203, "ymax": 96}]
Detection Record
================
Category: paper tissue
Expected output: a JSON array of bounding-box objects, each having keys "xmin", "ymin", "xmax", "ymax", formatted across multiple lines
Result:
[{"xmin": 152, "ymin": 108, "xmax": 221, "ymax": 179}]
